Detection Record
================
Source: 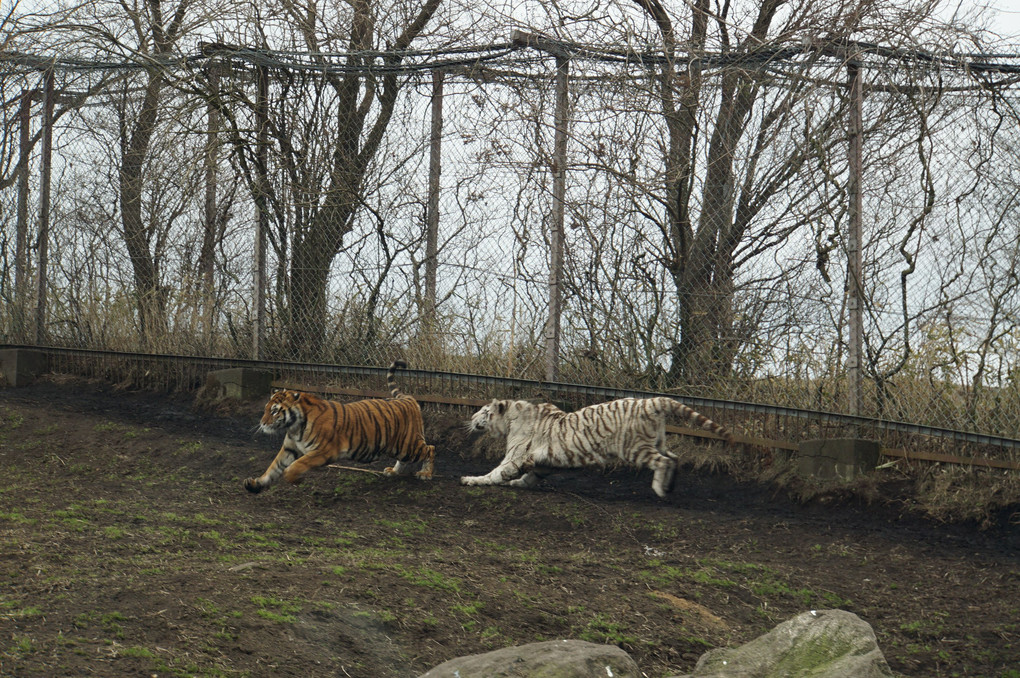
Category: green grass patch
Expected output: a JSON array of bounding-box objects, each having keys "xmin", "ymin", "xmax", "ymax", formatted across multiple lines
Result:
[
  {"xmin": 199, "ymin": 530, "xmax": 229, "ymax": 548},
  {"xmin": 450, "ymin": 601, "xmax": 484, "ymax": 617},
  {"xmin": 251, "ymin": 596, "xmax": 300, "ymax": 624},
  {"xmin": 104, "ymin": 526, "xmax": 126, "ymax": 539},
  {"xmin": 101, "ymin": 611, "xmax": 128, "ymax": 638},
  {"xmin": 1, "ymin": 409, "xmax": 25, "ymax": 430},
  {"xmin": 899, "ymin": 611, "xmax": 949, "ymax": 638},
  {"xmin": 375, "ymin": 518, "xmax": 427, "ymax": 535},
  {"xmin": 53, "ymin": 505, "xmax": 91, "ymax": 531},
  {"xmin": 118, "ymin": 645, "xmax": 155, "ymax": 658},
  {"xmin": 0, "ymin": 510, "xmax": 35, "ymax": 524},
  {"xmin": 577, "ymin": 613, "xmax": 638, "ymax": 646},
  {"xmin": 10, "ymin": 635, "xmax": 34, "ymax": 655},
  {"xmin": 395, "ymin": 565, "xmax": 463, "ymax": 593},
  {"xmin": 177, "ymin": 440, "xmax": 203, "ymax": 453},
  {"xmin": 0, "ymin": 600, "xmax": 42, "ymax": 619},
  {"xmin": 241, "ymin": 531, "xmax": 281, "ymax": 549}
]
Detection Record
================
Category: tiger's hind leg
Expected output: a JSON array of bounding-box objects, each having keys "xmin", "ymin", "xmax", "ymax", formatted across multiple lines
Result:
[
  {"xmin": 647, "ymin": 425, "xmax": 677, "ymax": 498},
  {"xmin": 508, "ymin": 468, "xmax": 553, "ymax": 489},
  {"xmin": 650, "ymin": 454, "xmax": 676, "ymax": 499},
  {"xmin": 634, "ymin": 439, "xmax": 675, "ymax": 498},
  {"xmin": 413, "ymin": 442, "xmax": 436, "ymax": 480},
  {"xmin": 383, "ymin": 459, "xmax": 415, "ymax": 477},
  {"xmin": 384, "ymin": 441, "xmax": 435, "ymax": 480}
]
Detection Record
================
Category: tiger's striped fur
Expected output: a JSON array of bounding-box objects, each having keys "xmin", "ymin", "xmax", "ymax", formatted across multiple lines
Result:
[
  {"xmin": 244, "ymin": 360, "xmax": 435, "ymax": 493},
  {"xmin": 460, "ymin": 397, "xmax": 732, "ymax": 498}
]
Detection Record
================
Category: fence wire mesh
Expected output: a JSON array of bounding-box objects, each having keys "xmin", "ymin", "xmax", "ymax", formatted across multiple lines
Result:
[{"xmin": 4, "ymin": 33, "xmax": 1020, "ymax": 453}]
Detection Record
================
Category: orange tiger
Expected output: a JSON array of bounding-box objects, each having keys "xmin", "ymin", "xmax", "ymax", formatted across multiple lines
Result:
[{"xmin": 243, "ymin": 360, "xmax": 435, "ymax": 493}]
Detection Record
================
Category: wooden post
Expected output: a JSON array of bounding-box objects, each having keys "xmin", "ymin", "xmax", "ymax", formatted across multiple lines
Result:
[
  {"xmin": 545, "ymin": 54, "xmax": 569, "ymax": 383},
  {"xmin": 253, "ymin": 64, "xmax": 268, "ymax": 360},
  {"xmin": 847, "ymin": 57, "xmax": 864, "ymax": 417},
  {"xmin": 35, "ymin": 70, "xmax": 54, "ymax": 345},
  {"xmin": 15, "ymin": 90, "xmax": 32, "ymax": 342},
  {"xmin": 424, "ymin": 69, "xmax": 443, "ymax": 328}
]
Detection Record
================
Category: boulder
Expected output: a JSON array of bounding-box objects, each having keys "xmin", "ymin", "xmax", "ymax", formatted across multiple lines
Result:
[
  {"xmin": 671, "ymin": 609, "xmax": 893, "ymax": 678},
  {"xmin": 419, "ymin": 639, "xmax": 641, "ymax": 678}
]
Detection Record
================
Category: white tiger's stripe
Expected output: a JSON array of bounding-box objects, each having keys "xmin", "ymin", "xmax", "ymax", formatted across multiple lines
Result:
[{"xmin": 461, "ymin": 397, "xmax": 733, "ymax": 498}]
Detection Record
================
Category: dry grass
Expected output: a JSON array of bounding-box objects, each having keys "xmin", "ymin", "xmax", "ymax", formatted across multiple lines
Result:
[{"xmin": 672, "ymin": 436, "xmax": 1019, "ymax": 529}]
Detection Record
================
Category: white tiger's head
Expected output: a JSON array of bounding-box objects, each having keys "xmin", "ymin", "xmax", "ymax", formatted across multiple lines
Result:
[{"xmin": 469, "ymin": 399, "xmax": 536, "ymax": 437}]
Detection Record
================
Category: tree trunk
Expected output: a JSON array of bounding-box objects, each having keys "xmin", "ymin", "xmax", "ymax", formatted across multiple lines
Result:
[
  {"xmin": 654, "ymin": 0, "xmax": 783, "ymax": 386},
  {"xmin": 120, "ymin": 73, "xmax": 168, "ymax": 348},
  {"xmin": 282, "ymin": 0, "xmax": 441, "ymax": 360}
]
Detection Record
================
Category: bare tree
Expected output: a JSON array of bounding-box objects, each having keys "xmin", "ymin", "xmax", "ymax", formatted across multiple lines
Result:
[
  {"xmin": 210, "ymin": 0, "xmax": 444, "ymax": 360},
  {"xmin": 621, "ymin": 0, "xmax": 977, "ymax": 387},
  {"xmin": 115, "ymin": 0, "xmax": 198, "ymax": 347}
]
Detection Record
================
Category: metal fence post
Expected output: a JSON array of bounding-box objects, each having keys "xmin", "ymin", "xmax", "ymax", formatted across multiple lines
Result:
[
  {"xmin": 847, "ymin": 55, "xmax": 864, "ymax": 417},
  {"xmin": 15, "ymin": 90, "xmax": 33, "ymax": 342},
  {"xmin": 253, "ymin": 64, "xmax": 268, "ymax": 360},
  {"xmin": 424, "ymin": 69, "xmax": 444, "ymax": 330},
  {"xmin": 546, "ymin": 53, "xmax": 569, "ymax": 383}
]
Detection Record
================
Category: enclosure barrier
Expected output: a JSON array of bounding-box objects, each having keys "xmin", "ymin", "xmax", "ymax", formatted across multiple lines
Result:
[
  {"xmin": 2, "ymin": 344, "xmax": 1018, "ymax": 472},
  {"xmin": 6, "ymin": 38, "xmax": 1020, "ymax": 450}
]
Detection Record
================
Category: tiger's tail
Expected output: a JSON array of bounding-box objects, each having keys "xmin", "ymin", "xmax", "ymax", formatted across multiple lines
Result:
[
  {"xmin": 664, "ymin": 398, "xmax": 734, "ymax": 444},
  {"xmin": 387, "ymin": 360, "xmax": 409, "ymax": 398}
]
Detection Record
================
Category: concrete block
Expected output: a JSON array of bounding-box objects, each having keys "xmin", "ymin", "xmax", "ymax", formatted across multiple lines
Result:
[
  {"xmin": 205, "ymin": 368, "xmax": 273, "ymax": 401},
  {"xmin": 797, "ymin": 438, "xmax": 881, "ymax": 481},
  {"xmin": 0, "ymin": 349, "xmax": 48, "ymax": 387}
]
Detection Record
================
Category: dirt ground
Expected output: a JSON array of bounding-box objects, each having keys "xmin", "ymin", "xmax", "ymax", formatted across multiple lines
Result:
[{"xmin": 1, "ymin": 375, "xmax": 1018, "ymax": 678}]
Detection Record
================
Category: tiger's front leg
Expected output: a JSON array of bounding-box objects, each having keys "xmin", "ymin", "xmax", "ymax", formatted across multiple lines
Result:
[
  {"xmin": 244, "ymin": 443, "xmax": 298, "ymax": 494},
  {"xmin": 460, "ymin": 454, "xmax": 532, "ymax": 487},
  {"xmin": 282, "ymin": 450, "xmax": 335, "ymax": 486}
]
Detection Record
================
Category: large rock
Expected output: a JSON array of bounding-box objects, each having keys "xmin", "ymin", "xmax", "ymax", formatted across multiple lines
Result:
[
  {"xmin": 673, "ymin": 609, "xmax": 893, "ymax": 678},
  {"xmin": 419, "ymin": 639, "xmax": 641, "ymax": 678}
]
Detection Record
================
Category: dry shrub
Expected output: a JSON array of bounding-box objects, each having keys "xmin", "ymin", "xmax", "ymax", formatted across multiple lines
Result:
[
  {"xmin": 916, "ymin": 466, "xmax": 1020, "ymax": 528},
  {"xmin": 677, "ymin": 436, "xmax": 1019, "ymax": 528},
  {"xmin": 671, "ymin": 439, "xmax": 749, "ymax": 477},
  {"xmin": 761, "ymin": 460, "xmax": 885, "ymax": 507}
]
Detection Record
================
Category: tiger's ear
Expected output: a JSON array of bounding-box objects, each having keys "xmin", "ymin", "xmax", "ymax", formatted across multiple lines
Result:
[{"xmin": 496, "ymin": 401, "xmax": 507, "ymax": 415}]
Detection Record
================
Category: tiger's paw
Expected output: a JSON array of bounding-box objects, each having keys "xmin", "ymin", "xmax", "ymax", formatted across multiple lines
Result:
[
  {"xmin": 383, "ymin": 466, "xmax": 398, "ymax": 476},
  {"xmin": 243, "ymin": 478, "xmax": 263, "ymax": 494},
  {"xmin": 414, "ymin": 470, "xmax": 433, "ymax": 480},
  {"xmin": 460, "ymin": 475, "xmax": 481, "ymax": 486}
]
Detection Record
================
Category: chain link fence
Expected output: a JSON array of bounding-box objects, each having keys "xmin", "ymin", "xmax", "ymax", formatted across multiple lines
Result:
[{"xmin": 4, "ymin": 38, "xmax": 1020, "ymax": 450}]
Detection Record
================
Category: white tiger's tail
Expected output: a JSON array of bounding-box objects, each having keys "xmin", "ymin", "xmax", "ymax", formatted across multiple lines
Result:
[{"xmin": 663, "ymin": 398, "xmax": 734, "ymax": 443}]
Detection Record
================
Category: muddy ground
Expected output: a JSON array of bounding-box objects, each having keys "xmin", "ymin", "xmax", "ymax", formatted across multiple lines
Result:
[{"xmin": 1, "ymin": 375, "xmax": 1018, "ymax": 677}]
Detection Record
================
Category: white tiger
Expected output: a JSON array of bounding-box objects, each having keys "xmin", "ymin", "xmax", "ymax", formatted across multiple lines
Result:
[{"xmin": 461, "ymin": 397, "xmax": 734, "ymax": 498}]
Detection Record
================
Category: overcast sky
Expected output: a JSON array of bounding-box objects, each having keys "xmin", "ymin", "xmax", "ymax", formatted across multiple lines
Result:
[{"xmin": 987, "ymin": 0, "xmax": 1020, "ymax": 40}]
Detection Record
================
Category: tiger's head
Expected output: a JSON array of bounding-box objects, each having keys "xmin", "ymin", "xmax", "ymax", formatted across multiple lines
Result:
[
  {"xmin": 260, "ymin": 390, "xmax": 306, "ymax": 434},
  {"xmin": 468, "ymin": 399, "xmax": 535, "ymax": 437}
]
